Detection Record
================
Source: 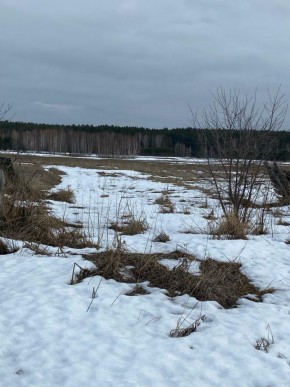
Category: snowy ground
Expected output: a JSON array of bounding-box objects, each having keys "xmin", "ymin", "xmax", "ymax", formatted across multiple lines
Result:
[{"xmin": 1, "ymin": 160, "xmax": 290, "ymax": 386}]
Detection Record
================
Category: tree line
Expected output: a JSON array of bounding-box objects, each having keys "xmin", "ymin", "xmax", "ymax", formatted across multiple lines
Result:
[{"xmin": 0, "ymin": 120, "xmax": 289, "ymax": 160}]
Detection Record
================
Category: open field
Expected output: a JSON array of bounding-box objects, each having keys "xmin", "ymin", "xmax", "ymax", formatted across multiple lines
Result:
[{"xmin": 1, "ymin": 154, "xmax": 290, "ymax": 386}]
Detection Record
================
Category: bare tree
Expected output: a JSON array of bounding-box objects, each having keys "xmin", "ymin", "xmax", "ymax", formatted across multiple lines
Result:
[
  {"xmin": 0, "ymin": 102, "xmax": 12, "ymax": 122},
  {"xmin": 195, "ymin": 87, "xmax": 288, "ymax": 232}
]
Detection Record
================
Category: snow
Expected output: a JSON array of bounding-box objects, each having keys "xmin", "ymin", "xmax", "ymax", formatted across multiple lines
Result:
[{"xmin": 1, "ymin": 160, "xmax": 290, "ymax": 386}]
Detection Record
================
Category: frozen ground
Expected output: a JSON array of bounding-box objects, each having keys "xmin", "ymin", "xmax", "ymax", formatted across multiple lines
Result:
[{"xmin": 1, "ymin": 162, "xmax": 290, "ymax": 386}]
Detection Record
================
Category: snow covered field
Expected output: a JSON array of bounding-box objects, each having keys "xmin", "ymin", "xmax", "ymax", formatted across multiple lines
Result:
[{"xmin": 1, "ymin": 159, "xmax": 290, "ymax": 386}]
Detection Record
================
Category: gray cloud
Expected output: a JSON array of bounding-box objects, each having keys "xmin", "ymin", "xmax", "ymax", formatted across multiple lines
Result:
[{"xmin": 1, "ymin": 0, "xmax": 289, "ymax": 127}]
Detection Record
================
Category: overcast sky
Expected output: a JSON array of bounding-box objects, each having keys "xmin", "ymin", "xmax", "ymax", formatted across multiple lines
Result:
[{"xmin": 1, "ymin": 0, "xmax": 290, "ymax": 128}]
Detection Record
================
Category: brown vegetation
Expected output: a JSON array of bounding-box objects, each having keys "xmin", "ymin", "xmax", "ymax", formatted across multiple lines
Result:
[{"xmin": 80, "ymin": 250, "xmax": 273, "ymax": 308}]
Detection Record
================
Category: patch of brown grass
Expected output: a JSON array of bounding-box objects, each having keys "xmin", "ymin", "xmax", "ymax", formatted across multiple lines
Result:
[
  {"xmin": 47, "ymin": 187, "xmax": 75, "ymax": 203},
  {"xmin": 81, "ymin": 250, "xmax": 273, "ymax": 308},
  {"xmin": 0, "ymin": 195, "xmax": 95, "ymax": 248},
  {"xmin": 11, "ymin": 162, "xmax": 62, "ymax": 195},
  {"xmin": 0, "ymin": 158, "xmax": 96, "ymax": 249},
  {"xmin": 4, "ymin": 153, "xmax": 203, "ymax": 189}
]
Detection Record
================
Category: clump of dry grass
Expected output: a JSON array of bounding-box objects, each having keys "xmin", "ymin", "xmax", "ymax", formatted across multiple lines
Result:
[
  {"xmin": 154, "ymin": 195, "xmax": 171, "ymax": 206},
  {"xmin": 81, "ymin": 250, "xmax": 273, "ymax": 308},
  {"xmin": 109, "ymin": 214, "xmax": 148, "ymax": 235},
  {"xmin": 70, "ymin": 262, "xmax": 99, "ymax": 285},
  {"xmin": 155, "ymin": 194, "xmax": 175, "ymax": 213},
  {"xmin": 170, "ymin": 314, "xmax": 206, "ymax": 338},
  {"xmin": 212, "ymin": 213, "xmax": 248, "ymax": 240},
  {"xmin": 153, "ymin": 231, "xmax": 170, "ymax": 243},
  {"xmin": 47, "ymin": 187, "xmax": 75, "ymax": 204},
  {"xmin": 125, "ymin": 285, "xmax": 150, "ymax": 296},
  {"xmin": 55, "ymin": 227, "xmax": 96, "ymax": 249},
  {"xmin": 255, "ymin": 325, "xmax": 274, "ymax": 353},
  {"xmin": 24, "ymin": 242, "xmax": 52, "ymax": 256},
  {"xmin": 255, "ymin": 337, "xmax": 272, "ymax": 353}
]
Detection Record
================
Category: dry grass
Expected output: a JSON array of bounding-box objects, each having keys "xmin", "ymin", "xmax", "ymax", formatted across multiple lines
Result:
[
  {"xmin": 255, "ymin": 337, "xmax": 272, "ymax": 353},
  {"xmin": 153, "ymin": 232, "xmax": 170, "ymax": 243},
  {"xmin": 0, "ymin": 196, "xmax": 95, "ymax": 248},
  {"xmin": 0, "ymin": 160, "xmax": 96, "ymax": 249},
  {"xmin": 3, "ymin": 153, "xmax": 204, "ymax": 189},
  {"xmin": 212, "ymin": 213, "xmax": 248, "ymax": 240},
  {"xmin": 109, "ymin": 214, "xmax": 148, "ymax": 235},
  {"xmin": 24, "ymin": 242, "xmax": 52, "ymax": 256},
  {"xmin": 170, "ymin": 314, "xmax": 206, "ymax": 338},
  {"xmin": 255, "ymin": 325, "xmax": 274, "ymax": 353},
  {"xmin": 11, "ymin": 161, "xmax": 62, "ymax": 194},
  {"xmin": 80, "ymin": 249, "xmax": 273, "ymax": 308},
  {"xmin": 154, "ymin": 194, "xmax": 172, "ymax": 206},
  {"xmin": 47, "ymin": 187, "xmax": 75, "ymax": 203},
  {"xmin": 125, "ymin": 285, "xmax": 150, "ymax": 296},
  {"xmin": 155, "ymin": 194, "xmax": 175, "ymax": 213}
]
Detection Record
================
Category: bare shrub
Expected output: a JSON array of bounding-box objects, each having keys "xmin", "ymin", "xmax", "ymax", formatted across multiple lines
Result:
[{"xmin": 195, "ymin": 87, "xmax": 287, "ymax": 236}]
